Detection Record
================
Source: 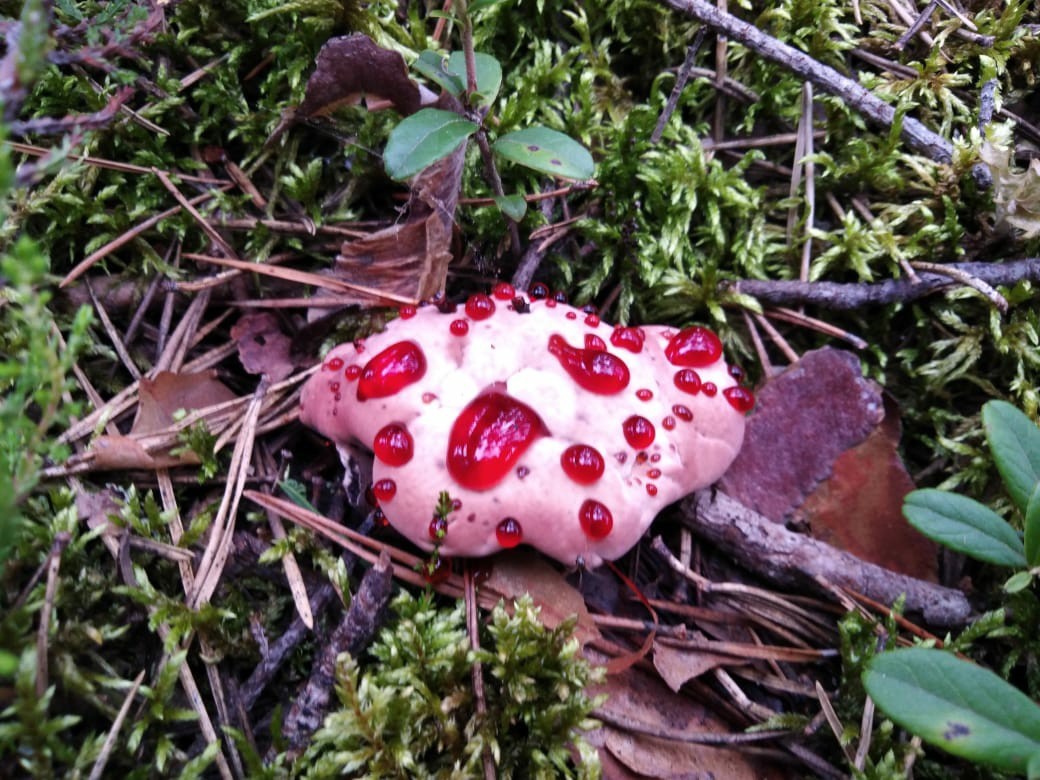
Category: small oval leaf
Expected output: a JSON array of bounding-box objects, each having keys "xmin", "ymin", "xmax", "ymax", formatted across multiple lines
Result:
[
  {"xmin": 493, "ymin": 126, "xmax": 594, "ymax": 180},
  {"xmin": 494, "ymin": 193, "xmax": 528, "ymax": 221},
  {"xmin": 1027, "ymin": 483, "xmax": 1040, "ymax": 566},
  {"xmin": 413, "ymin": 51, "xmax": 502, "ymax": 105},
  {"xmin": 983, "ymin": 400, "xmax": 1040, "ymax": 513},
  {"xmin": 864, "ymin": 648, "xmax": 1040, "ymax": 774},
  {"xmin": 902, "ymin": 489, "xmax": 1025, "ymax": 567},
  {"xmin": 384, "ymin": 108, "xmax": 477, "ymax": 181},
  {"xmin": 1004, "ymin": 570, "xmax": 1034, "ymax": 594}
]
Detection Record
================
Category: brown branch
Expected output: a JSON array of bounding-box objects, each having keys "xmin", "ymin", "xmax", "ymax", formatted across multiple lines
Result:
[
  {"xmin": 680, "ymin": 490, "xmax": 972, "ymax": 627},
  {"xmin": 727, "ymin": 258, "xmax": 1040, "ymax": 310},
  {"xmin": 659, "ymin": 0, "xmax": 986, "ymax": 178}
]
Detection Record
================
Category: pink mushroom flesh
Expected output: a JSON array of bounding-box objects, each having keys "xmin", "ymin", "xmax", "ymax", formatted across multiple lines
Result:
[{"xmin": 299, "ymin": 291, "xmax": 751, "ymax": 567}]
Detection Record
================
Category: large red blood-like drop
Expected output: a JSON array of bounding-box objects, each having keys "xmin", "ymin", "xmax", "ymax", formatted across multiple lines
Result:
[
  {"xmin": 547, "ymin": 334, "xmax": 630, "ymax": 394},
  {"xmin": 560, "ymin": 444, "xmax": 605, "ymax": 484},
  {"xmin": 724, "ymin": 386, "xmax": 756, "ymax": 413},
  {"xmin": 665, "ymin": 326, "xmax": 723, "ymax": 367},
  {"xmin": 579, "ymin": 499, "xmax": 613, "ymax": 539},
  {"xmin": 622, "ymin": 415, "xmax": 656, "ymax": 449},
  {"xmin": 447, "ymin": 392, "xmax": 548, "ymax": 490},
  {"xmin": 373, "ymin": 423, "xmax": 414, "ymax": 466},
  {"xmin": 357, "ymin": 341, "xmax": 427, "ymax": 401},
  {"xmin": 610, "ymin": 326, "xmax": 644, "ymax": 354}
]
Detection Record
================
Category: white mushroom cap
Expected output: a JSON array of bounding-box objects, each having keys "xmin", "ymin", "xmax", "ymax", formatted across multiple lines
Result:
[{"xmin": 299, "ymin": 284, "xmax": 752, "ymax": 567}]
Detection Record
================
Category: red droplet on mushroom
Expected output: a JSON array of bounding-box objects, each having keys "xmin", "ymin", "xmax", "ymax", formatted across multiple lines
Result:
[
  {"xmin": 429, "ymin": 516, "xmax": 447, "ymax": 539},
  {"xmin": 585, "ymin": 334, "xmax": 607, "ymax": 351},
  {"xmin": 610, "ymin": 326, "xmax": 644, "ymax": 354},
  {"xmin": 345, "ymin": 364, "xmax": 361, "ymax": 381},
  {"xmin": 357, "ymin": 341, "xmax": 427, "ymax": 401},
  {"xmin": 662, "ymin": 416, "xmax": 676, "ymax": 430},
  {"xmin": 447, "ymin": 391, "xmax": 548, "ymax": 490},
  {"xmin": 325, "ymin": 357, "xmax": 344, "ymax": 372},
  {"xmin": 450, "ymin": 319, "xmax": 469, "ymax": 336},
  {"xmin": 373, "ymin": 478, "xmax": 397, "ymax": 503},
  {"xmin": 650, "ymin": 453, "xmax": 661, "ymax": 463},
  {"xmin": 672, "ymin": 404, "xmax": 693, "ymax": 422},
  {"xmin": 354, "ymin": 340, "xmax": 365, "ymax": 353},
  {"xmin": 579, "ymin": 499, "xmax": 613, "ymax": 539},
  {"xmin": 465, "ymin": 293, "xmax": 495, "ymax": 321},
  {"xmin": 646, "ymin": 484, "xmax": 658, "ymax": 497},
  {"xmin": 703, "ymin": 382, "xmax": 718, "ymax": 397},
  {"xmin": 548, "ymin": 334, "xmax": 631, "ymax": 394},
  {"xmin": 422, "ymin": 392, "xmax": 437, "ymax": 403},
  {"xmin": 647, "ymin": 468, "xmax": 661, "ymax": 479},
  {"xmin": 724, "ymin": 386, "xmax": 755, "ymax": 413},
  {"xmin": 673, "ymin": 368, "xmax": 701, "ymax": 395},
  {"xmin": 373, "ymin": 423, "xmax": 413, "ymax": 466},
  {"xmin": 634, "ymin": 451, "xmax": 649, "ymax": 464},
  {"xmin": 496, "ymin": 517, "xmax": 523, "ymax": 548},
  {"xmin": 665, "ymin": 325, "xmax": 723, "ymax": 367},
  {"xmin": 529, "ymin": 282, "xmax": 549, "ymax": 300},
  {"xmin": 398, "ymin": 304, "xmax": 417, "ymax": 319},
  {"xmin": 492, "ymin": 282, "xmax": 516, "ymax": 301},
  {"xmin": 451, "ymin": 497, "xmax": 463, "ymax": 511},
  {"xmin": 566, "ymin": 311, "xmax": 577, "ymax": 320},
  {"xmin": 636, "ymin": 388, "xmax": 653, "ymax": 401},
  {"xmin": 329, "ymin": 382, "xmax": 341, "ymax": 393},
  {"xmin": 584, "ymin": 313, "xmax": 600, "ymax": 327},
  {"xmin": 545, "ymin": 298, "xmax": 557, "ymax": 308},
  {"xmin": 622, "ymin": 415, "xmax": 655, "ymax": 449},
  {"xmin": 614, "ymin": 451, "xmax": 628, "ymax": 464},
  {"xmin": 561, "ymin": 444, "xmax": 605, "ymax": 484}
]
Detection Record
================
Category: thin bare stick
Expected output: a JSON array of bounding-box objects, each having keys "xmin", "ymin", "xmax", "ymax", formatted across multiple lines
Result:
[
  {"xmin": 651, "ymin": 29, "xmax": 707, "ymax": 143},
  {"xmin": 798, "ymin": 83, "xmax": 815, "ymax": 284},
  {"xmin": 909, "ymin": 260, "xmax": 1009, "ymax": 314},
  {"xmin": 895, "ymin": 0, "xmax": 938, "ymax": 50},
  {"xmin": 88, "ymin": 670, "xmax": 146, "ymax": 780},
  {"xmin": 86, "ymin": 280, "xmax": 142, "ymax": 380},
  {"xmin": 764, "ymin": 306, "xmax": 868, "ymax": 349},
  {"xmin": 154, "ymin": 169, "xmax": 239, "ymax": 258},
  {"xmin": 659, "ymin": 0, "xmax": 956, "ymax": 163},
  {"xmin": 36, "ymin": 533, "xmax": 71, "ymax": 697},
  {"xmin": 466, "ymin": 567, "xmax": 497, "ymax": 779}
]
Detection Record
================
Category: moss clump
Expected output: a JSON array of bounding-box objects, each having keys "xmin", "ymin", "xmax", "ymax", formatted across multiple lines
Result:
[{"xmin": 301, "ymin": 591, "xmax": 604, "ymax": 779}]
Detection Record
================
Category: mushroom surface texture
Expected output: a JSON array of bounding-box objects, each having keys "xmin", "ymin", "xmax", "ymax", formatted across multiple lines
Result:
[{"xmin": 299, "ymin": 284, "xmax": 753, "ymax": 567}]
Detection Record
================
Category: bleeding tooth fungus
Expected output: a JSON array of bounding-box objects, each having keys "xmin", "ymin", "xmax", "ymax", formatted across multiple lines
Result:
[{"xmin": 299, "ymin": 288, "xmax": 752, "ymax": 567}]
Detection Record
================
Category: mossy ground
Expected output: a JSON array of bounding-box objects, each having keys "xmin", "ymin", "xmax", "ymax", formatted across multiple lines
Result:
[{"xmin": 1, "ymin": 0, "xmax": 1039, "ymax": 776}]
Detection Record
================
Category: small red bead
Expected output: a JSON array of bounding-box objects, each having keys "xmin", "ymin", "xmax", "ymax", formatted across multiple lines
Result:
[
  {"xmin": 585, "ymin": 334, "xmax": 607, "ymax": 351},
  {"xmin": 662, "ymin": 416, "xmax": 676, "ymax": 430},
  {"xmin": 723, "ymin": 386, "xmax": 755, "ymax": 413},
  {"xmin": 636, "ymin": 388, "xmax": 653, "ymax": 401},
  {"xmin": 325, "ymin": 357, "xmax": 344, "ymax": 371},
  {"xmin": 496, "ymin": 517, "xmax": 523, "ymax": 548},
  {"xmin": 584, "ymin": 313, "xmax": 600, "ymax": 327},
  {"xmin": 492, "ymin": 282, "xmax": 516, "ymax": 300},
  {"xmin": 646, "ymin": 484, "xmax": 658, "ymax": 497},
  {"xmin": 450, "ymin": 319, "xmax": 469, "ymax": 336},
  {"xmin": 398, "ymin": 304, "xmax": 417, "ymax": 319},
  {"xmin": 703, "ymin": 382, "xmax": 718, "ymax": 397},
  {"xmin": 672, "ymin": 404, "xmax": 693, "ymax": 422},
  {"xmin": 674, "ymin": 369, "xmax": 701, "ymax": 395},
  {"xmin": 579, "ymin": 499, "xmax": 613, "ymax": 540},
  {"xmin": 623, "ymin": 415, "xmax": 656, "ymax": 449},
  {"xmin": 565, "ymin": 311, "xmax": 577, "ymax": 320},
  {"xmin": 373, "ymin": 423, "xmax": 413, "ymax": 466},
  {"xmin": 345, "ymin": 365, "xmax": 361, "ymax": 381},
  {"xmin": 372, "ymin": 479, "xmax": 396, "ymax": 503},
  {"xmin": 465, "ymin": 293, "xmax": 496, "ymax": 321}
]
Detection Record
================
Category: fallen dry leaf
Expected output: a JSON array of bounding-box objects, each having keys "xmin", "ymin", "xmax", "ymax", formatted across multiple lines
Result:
[
  {"xmin": 296, "ymin": 33, "xmax": 427, "ymax": 119},
  {"xmin": 652, "ymin": 639, "xmax": 742, "ymax": 692},
  {"xmin": 720, "ymin": 348, "xmax": 885, "ymax": 521},
  {"xmin": 794, "ymin": 394, "xmax": 938, "ymax": 580},
  {"xmin": 231, "ymin": 312, "xmax": 296, "ymax": 382},
  {"xmin": 720, "ymin": 347, "xmax": 937, "ymax": 578},
  {"xmin": 590, "ymin": 664, "xmax": 780, "ymax": 779},
  {"xmin": 85, "ymin": 371, "xmax": 238, "ymax": 471},
  {"xmin": 132, "ymin": 370, "xmax": 238, "ymax": 436},
  {"xmin": 485, "ymin": 549, "xmax": 601, "ymax": 646}
]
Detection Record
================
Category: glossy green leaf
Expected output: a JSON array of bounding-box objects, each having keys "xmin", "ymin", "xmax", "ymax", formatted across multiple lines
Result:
[
  {"xmin": 384, "ymin": 109, "xmax": 477, "ymax": 181},
  {"xmin": 413, "ymin": 50, "xmax": 502, "ymax": 105},
  {"xmin": 1004, "ymin": 570, "xmax": 1034, "ymax": 594},
  {"xmin": 902, "ymin": 488, "xmax": 1025, "ymax": 567},
  {"xmin": 493, "ymin": 126, "xmax": 594, "ymax": 180},
  {"xmin": 864, "ymin": 648, "xmax": 1040, "ymax": 774},
  {"xmin": 494, "ymin": 194, "xmax": 527, "ymax": 221},
  {"xmin": 983, "ymin": 400, "xmax": 1040, "ymax": 513},
  {"xmin": 1027, "ymin": 483, "xmax": 1040, "ymax": 566}
]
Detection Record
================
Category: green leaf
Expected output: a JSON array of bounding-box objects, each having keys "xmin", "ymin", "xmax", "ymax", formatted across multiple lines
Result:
[
  {"xmin": 1027, "ymin": 483, "xmax": 1040, "ymax": 566},
  {"xmin": 1004, "ymin": 570, "xmax": 1033, "ymax": 594},
  {"xmin": 983, "ymin": 400, "xmax": 1040, "ymax": 513},
  {"xmin": 864, "ymin": 648, "xmax": 1040, "ymax": 774},
  {"xmin": 413, "ymin": 51, "xmax": 502, "ymax": 105},
  {"xmin": 469, "ymin": 0, "xmax": 511, "ymax": 11},
  {"xmin": 384, "ymin": 109, "xmax": 477, "ymax": 181},
  {"xmin": 494, "ymin": 194, "xmax": 528, "ymax": 221},
  {"xmin": 902, "ymin": 489, "xmax": 1025, "ymax": 567},
  {"xmin": 493, "ymin": 126, "xmax": 594, "ymax": 180},
  {"xmin": 1028, "ymin": 751, "xmax": 1040, "ymax": 780}
]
